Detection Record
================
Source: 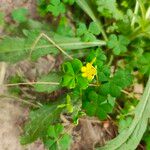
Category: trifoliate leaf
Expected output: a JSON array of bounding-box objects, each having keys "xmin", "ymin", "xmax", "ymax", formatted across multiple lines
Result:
[
  {"xmin": 112, "ymin": 69, "xmax": 133, "ymax": 88},
  {"xmin": 63, "ymin": 62, "xmax": 74, "ymax": 75},
  {"xmin": 47, "ymin": 0, "xmax": 66, "ymax": 17},
  {"xmin": 77, "ymin": 22, "xmax": 100, "ymax": 42},
  {"xmin": 97, "ymin": 65, "xmax": 110, "ymax": 82},
  {"xmin": 76, "ymin": 75, "xmax": 88, "ymax": 89},
  {"xmin": 61, "ymin": 74, "xmax": 76, "ymax": 89},
  {"xmin": 107, "ymin": 34, "xmax": 130, "ymax": 55},
  {"xmin": 96, "ymin": 0, "xmax": 123, "ymax": 20},
  {"xmin": 99, "ymin": 69, "xmax": 133, "ymax": 97},
  {"xmin": 83, "ymin": 91, "xmax": 115, "ymax": 120},
  {"xmin": 88, "ymin": 22, "xmax": 101, "ymax": 35},
  {"xmin": 76, "ymin": 23, "xmax": 87, "ymax": 36},
  {"xmin": 71, "ymin": 59, "xmax": 83, "ymax": 74},
  {"xmin": 57, "ymin": 17, "xmax": 74, "ymax": 37},
  {"xmin": 46, "ymin": 124, "xmax": 72, "ymax": 150}
]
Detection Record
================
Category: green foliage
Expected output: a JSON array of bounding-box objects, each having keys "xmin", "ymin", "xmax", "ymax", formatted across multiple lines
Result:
[
  {"xmin": 20, "ymin": 105, "xmax": 62, "ymax": 145},
  {"xmin": 83, "ymin": 91, "xmax": 115, "ymax": 120},
  {"xmin": 96, "ymin": 0, "xmax": 123, "ymax": 20},
  {"xmin": 45, "ymin": 124, "xmax": 72, "ymax": 150},
  {"xmin": 56, "ymin": 17, "xmax": 74, "ymax": 37},
  {"xmin": 2, "ymin": 0, "xmax": 150, "ymax": 149},
  {"xmin": 47, "ymin": 0, "xmax": 66, "ymax": 17},
  {"xmin": 118, "ymin": 117, "xmax": 132, "ymax": 133},
  {"xmin": 99, "ymin": 69, "xmax": 133, "ymax": 97},
  {"xmin": 63, "ymin": 0, "xmax": 75, "ymax": 5},
  {"xmin": 143, "ymin": 132, "xmax": 150, "ymax": 149},
  {"xmin": 107, "ymin": 34, "xmax": 130, "ymax": 55},
  {"xmin": 61, "ymin": 59, "xmax": 88, "ymax": 89},
  {"xmin": 77, "ymin": 22, "xmax": 101, "ymax": 41},
  {"xmin": 98, "ymin": 76, "xmax": 150, "ymax": 150},
  {"xmin": 0, "ymin": 31, "xmax": 105, "ymax": 62},
  {"xmin": 12, "ymin": 8, "xmax": 28, "ymax": 23}
]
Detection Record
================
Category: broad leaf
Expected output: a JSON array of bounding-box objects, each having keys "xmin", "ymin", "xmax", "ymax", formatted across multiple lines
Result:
[
  {"xmin": 0, "ymin": 32, "xmax": 106, "ymax": 62},
  {"xmin": 20, "ymin": 105, "xmax": 62, "ymax": 145},
  {"xmin": 34, "ymin": 73, "xmax": 61, "ymax": 93}
]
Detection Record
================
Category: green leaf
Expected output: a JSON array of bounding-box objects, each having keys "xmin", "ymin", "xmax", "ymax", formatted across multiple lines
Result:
[
  {"xmin": 47, "ymin": 0, "xmax": 66, "ymax": 17},
  {"xmin": 76, "ymin": 0, "xmax": 107, "ymax": 40},
  {"xmin": 76, "ymin": 23, "xmax": 87, "ymax": 36},
  {"xmin": 143, "ymin": 132, "xmax": 150, "ymax": 150},
  {"xmin": 63, "ymin": 0, "xmax": 75, "ymax": 5},
  {"xmin": 71, "ymin": 59, "xmax": 83, "ymax": 74},
  {"xmin": 118, "ymin": 117, "xmax": 132, "ymax": 133},
  {"xmin": 59, "ymin": 134, "xmax": 72, "ymax": 150},
  {"xmin": 61, "ymin": 74, "xmax": 76, "ymax": 89},
  {"xmin": 96, "ymin": 0, "xmax": 123, "ymax": 20},
  {"xmin": 109, "ymin": 82, "xmax": 122, "ymax": 97},
  {"xmin": 76, "ymin": 75, "xmax": 88, "ymax": 89},
  {"xmin": 107, "ymin": 34, "xmax": 130, "ymax": 55},
  {"xmin": 47, "ymin": 124, "xmax": 64, "ymax": 138},
  {"xmin": 88, "ymin": 22, "xmax": 101, "ymax": 35},
  {"xmin": 97, "ymin": 65, "xmax": 110, "ymax": 82},
  {"xmin": 112, "ymin": 69, "xmax": 133, "ymax": 88},
  {"xmin": 20, "ymin": 105, "xmax": 62, "ymax": 145},
  {"xmin": 57, "ymin": 17, "xmax": 74, "ymax": 37},
  {"xmin": 83, "ymin": 32, "xmax": 97, "ymax": 42},
  {"xmin": 0, "ymin": 32, "xmax": 106, "ymax": 63},
  {"xmin": 98, "ymin": 76, "xmax": 150, "ymax": 150},
  {"xmin": 83, "ymin": 91, "xmax": 115, "ymax": 120},
  {"xmin": 63, "ymin": 62, "xmax": 74, "ymax": 75},
  {"xmin": 46, "ymin": 124, "xmax": 72, "ymax": 150},
  {"xmin": 138, "ymin": 52, "xmax": 150, "ymax": 75},
  {"xmin": 34, "ymin": 73, "xmax": 61, "ymax": 93},
  {"xmin": 12, "ymin": 8, "xmax": 28, "ymax": 23},
  {"xmin": 77, "ymin": 22, "xmax": 98, "ymax": 42},
  {"xmin": 99, "ymin": 69, "xmax": 133, "ymax": 97}
]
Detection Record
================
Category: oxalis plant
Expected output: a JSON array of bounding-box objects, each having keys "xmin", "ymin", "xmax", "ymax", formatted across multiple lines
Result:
[{"xmin": 0, "ymin": 0, "xmax": 150, "ymax": 149}]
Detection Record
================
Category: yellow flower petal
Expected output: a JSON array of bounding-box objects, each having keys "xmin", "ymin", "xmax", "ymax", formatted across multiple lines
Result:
[
  {"xmin": 87, "ymin": 75, "xmax": 94, "ymax": 80},
  {"xmin": 81, "ymin": 66, "xmax": 87, "ymax": 72},
  {"xmin": 81, "ymin": 61, "xmax": 97, "ymax": 81},
  {"xmin": 82, "ymin": 73, "xmax": 87, "ymax": 77}
]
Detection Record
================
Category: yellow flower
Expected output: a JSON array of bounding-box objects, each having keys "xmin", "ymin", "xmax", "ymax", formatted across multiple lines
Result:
[{"xmin": 81, "ymin": 61, "xmax": 97, "ymax": 80}]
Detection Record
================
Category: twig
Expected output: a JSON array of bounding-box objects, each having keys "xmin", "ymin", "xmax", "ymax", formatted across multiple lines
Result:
[
  {"xmin": 0, "ymin": 62, "xmax": 6, "ymax": 85},
  {"xmin": 121, "ymin": 90, "xmax": 138, "ymax": 99},
  {"xmin": 3, "ymin": 81, "xmax": 60, "ymax": 87},
  {"xmin": 29, "ymin": 33, "xmax": 73, "ymax": 60},
  {"xmin": 0, "ymin": 94, "xmax": 40, "ymax": 108}
]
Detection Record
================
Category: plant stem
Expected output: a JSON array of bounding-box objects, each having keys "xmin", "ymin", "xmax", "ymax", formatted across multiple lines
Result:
[
  {"xmin": 0, "ymin": 94, "xmax": 40, "ymax": 108},
  {"xmin": 107, "ymin": 55, "xmax": 114, "ymax": 66},
  {"xmin": 3, "ymin": 81, "xmax": 60, "ymax": 87}
]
